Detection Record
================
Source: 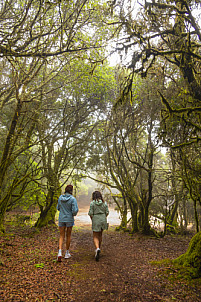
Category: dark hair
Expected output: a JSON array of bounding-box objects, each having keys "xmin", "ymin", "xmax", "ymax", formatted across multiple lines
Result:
[
  {"xmin": 92, "ymin": 191, "xmax": 104, "ymax": 202},
  {"xmin": 65, "ymin": 185, "xmax": 73, "ymax": 194}
]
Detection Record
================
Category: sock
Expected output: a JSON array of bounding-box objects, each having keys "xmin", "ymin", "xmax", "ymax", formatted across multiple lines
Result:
[{"xmin": 58, "ymin": 249, "xmax": 62, "ymax": 255}]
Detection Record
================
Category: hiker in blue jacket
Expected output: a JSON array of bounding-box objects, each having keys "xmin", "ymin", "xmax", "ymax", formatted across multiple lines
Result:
[{"xmin": 57, "ymin": 185, "xmax": 78, "ymax": 262}]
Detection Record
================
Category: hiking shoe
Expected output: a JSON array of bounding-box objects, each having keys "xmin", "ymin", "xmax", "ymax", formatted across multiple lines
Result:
[
  {"xmin": 57, "ymin": 252, "xmax": 62, "ymax": 262},
  {"xmin": 65, "ymin": 251, "xmax": 71, "ymax": 259},
  {"xmin": 57, "ymin": 255, "xmax": 62, "ymax": 262},
  {"xmin": 95, "ymin": 248, "xmax": 100, "ymax": 261}
]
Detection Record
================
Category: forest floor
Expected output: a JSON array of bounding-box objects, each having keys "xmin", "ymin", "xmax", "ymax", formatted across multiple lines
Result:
[{"xmin": 1, "ymin": 222, "xmax": 201, "ymax": 302}]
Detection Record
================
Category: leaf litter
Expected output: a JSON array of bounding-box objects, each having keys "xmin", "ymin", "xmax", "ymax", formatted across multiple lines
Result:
[{"xmin": 0, "ymin": 224, "xmax": 201, "ymax": 301}]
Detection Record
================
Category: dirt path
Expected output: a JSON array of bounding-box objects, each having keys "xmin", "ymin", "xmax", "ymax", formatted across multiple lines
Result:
[{"xmin": 1, "ymin": 225, "xmax": 201, "ymax": 301}]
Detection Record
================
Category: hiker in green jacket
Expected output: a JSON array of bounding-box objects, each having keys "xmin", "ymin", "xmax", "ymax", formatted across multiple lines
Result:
[{"xmin": 88, "ymin": 191, "xmax": 109, "ymax": 261}]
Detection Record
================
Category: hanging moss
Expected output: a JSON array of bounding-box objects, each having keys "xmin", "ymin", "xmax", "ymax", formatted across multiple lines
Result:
[{"xmin": 173, "ymin": 231, "xmax": 201, "ymax": 278}]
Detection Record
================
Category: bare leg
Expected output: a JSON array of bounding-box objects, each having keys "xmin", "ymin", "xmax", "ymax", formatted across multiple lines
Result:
[
  {"xmin": 93, "ymin": 231, "xmax": 102, "ymax": 249},
  {"xmin": 59, "ymin": 226, "xmax": 65, "ymax": 250},
  {"xmin": 99, "ymin": 230, "xmax": 103, "ymax": 248},
  {"xmin": 93, "ymin": 231, "xmax": 102, "ymax": 261},
  {"xmin": 93, "ymin": 231, "xmax": 100, "ymax": 249},
  {"xmin": 66, "ymin": 226, "xmax": 73, "ymax": 250}
]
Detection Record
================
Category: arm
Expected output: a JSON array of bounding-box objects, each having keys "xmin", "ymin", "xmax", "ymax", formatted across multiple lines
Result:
[
  {"xmin": 105, "ymin": 202, "xmax": 109, "ymax": 217},
  {"xmin": 88, "ymin": 202, "xmax": 94, "ymax": 219},
  {"xmin": 57, "ymin": 197, "xmax": 61, "ymax": 211},
  {"xmin": 72, "ymin": 198, "xmax": 79, "ymax": 216}
]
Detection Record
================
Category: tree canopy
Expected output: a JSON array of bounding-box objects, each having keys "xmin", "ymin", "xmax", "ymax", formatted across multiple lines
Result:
[{"xmin": 1, "ymin": 0, "xmax": 201, "ymax": 241}]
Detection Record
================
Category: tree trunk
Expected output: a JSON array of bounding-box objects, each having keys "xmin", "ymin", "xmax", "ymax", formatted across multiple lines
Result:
[
  {"xmin": 0, "ymin": 100, "xmax": 23, "ymax": 231},
  {"xmin": 193, "ymin": 199, "xmax": 200, "ymax": 233},
  {"xmin": 183, "ymin": 198, "xmax": 188, "ymax": 231},
  {"xmin": 118, "ymin": 199, "xmax": 128, "ymax": 231},
  {"xmin": 141, "ymin": 136, "xmax": 153, "ymax": 235},
  {"xmin": 35, "ymin": 186, "xmax": 61, "ymax": 228},
  {"xmin": 138, "ymin": 203, "xmax": 144, "ymax": 229},
  {"xmin": 113, "ymin": 195, "xmax": 128, "ymax": 231},
  {"xmin": 142, "ymin": 206, "xmax": 151, "ymax": 234},
  {"xmin": 169, "ymin": 149, "xmax": 180, "ymax": 227},
  {"xmin": 129, "ymin": 200, "xmax": 138, "ymax": 233},
  {"xmin": 0, "ymin": 195, "xmax": 10, "ymax": 233}
]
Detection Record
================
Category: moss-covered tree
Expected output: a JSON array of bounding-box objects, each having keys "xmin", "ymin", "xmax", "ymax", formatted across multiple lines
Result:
[
  {"xmin": 174, "ymin": 231, "xmax": 201, "ymax": 278},
  {"xmin": 35, "ymin": 63, "xmax": 117, "ymax": 227},
  {"xmin": 0, "ymin": 0, "xmax": 119, "ymax": 231}
]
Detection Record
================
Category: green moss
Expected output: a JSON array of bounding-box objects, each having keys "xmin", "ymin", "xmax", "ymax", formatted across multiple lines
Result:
[
  {"xmin": 173, "ymin": 232, "xmax": 201, "ymax": 278},
  {"xmin": 150, "ymin": 233, "xmax": 201, "ymax": 280},
  {"xmin": 66, "ymin": 261, "xmax": 88, "ymax": 280},
  {"xmin": 71, "ymin": 262, "xmax": 82, "ymax": 268},
  {"xmin": 151, "ymin": 258, "xmax": 172, "ymax": 266}
]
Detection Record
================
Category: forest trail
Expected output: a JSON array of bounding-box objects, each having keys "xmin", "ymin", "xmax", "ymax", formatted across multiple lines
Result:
[{"xmin": 1, "ymin": 225, "xmax": 201, "ymax": 302}]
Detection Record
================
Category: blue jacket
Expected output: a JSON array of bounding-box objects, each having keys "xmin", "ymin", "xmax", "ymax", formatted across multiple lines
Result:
[{"xmin": 57, "ymin": 193, "xmax": 79, "ymax": 224}]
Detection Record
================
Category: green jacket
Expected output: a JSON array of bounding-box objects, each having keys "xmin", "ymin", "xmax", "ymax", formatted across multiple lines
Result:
[{"xmin": 88, "ymin": 200, "xmax": 109, "ymax": 232}]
